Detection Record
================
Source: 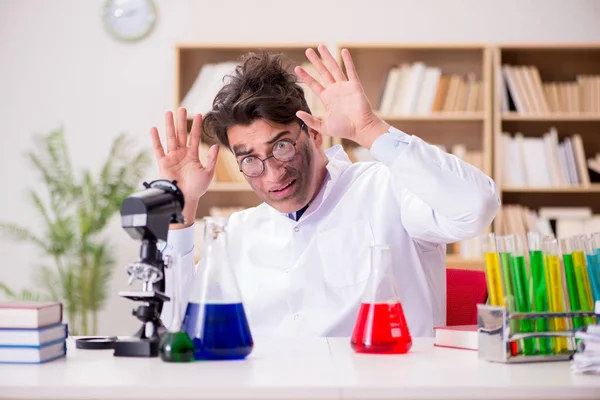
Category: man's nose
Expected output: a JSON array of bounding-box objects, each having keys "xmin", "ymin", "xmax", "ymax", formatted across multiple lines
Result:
[{"xmin": 263, "ymin": 157, "xmax": 286, "ymax": 182}]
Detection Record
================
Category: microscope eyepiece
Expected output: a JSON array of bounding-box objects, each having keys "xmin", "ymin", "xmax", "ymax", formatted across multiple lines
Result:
[{"xmin": 120, "ymin": 179, "xmax": 185, "ymax": 243}]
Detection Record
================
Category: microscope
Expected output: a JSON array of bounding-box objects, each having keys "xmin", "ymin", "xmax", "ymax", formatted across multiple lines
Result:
[{"xmin": 113, "ymin": 179, "xmax": 186, "ymax": 357}]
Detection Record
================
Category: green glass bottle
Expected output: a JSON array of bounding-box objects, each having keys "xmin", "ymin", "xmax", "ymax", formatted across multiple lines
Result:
[
  {"xmin": 159, "ymin": 331, "xmax": 195, "ymax": 362},
  {"xmin": 159, "ymin": 251, "xmax": 194, "ymax": 363}
]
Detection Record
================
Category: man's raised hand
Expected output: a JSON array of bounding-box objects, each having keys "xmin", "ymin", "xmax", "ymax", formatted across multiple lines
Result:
[{"xmin": 150, "ymin": 108, "xmax": 219, "ymax": 225}]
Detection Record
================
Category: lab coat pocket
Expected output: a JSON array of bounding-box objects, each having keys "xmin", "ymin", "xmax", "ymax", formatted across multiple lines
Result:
[{"xmin": 316, "ymin": 219, "xmax": 374, "ymax": 288}]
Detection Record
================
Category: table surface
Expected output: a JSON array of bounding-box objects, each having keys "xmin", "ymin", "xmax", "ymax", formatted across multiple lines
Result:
[{"xmin": 0, "ymin": 336, "xmax": 599, "ymax": 400}]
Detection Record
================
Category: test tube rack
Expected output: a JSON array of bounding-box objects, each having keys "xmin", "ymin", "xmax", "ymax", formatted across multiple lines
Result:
[{"xmin": 477, "ymin": 302, "xmax": 600, "ymax": 363}]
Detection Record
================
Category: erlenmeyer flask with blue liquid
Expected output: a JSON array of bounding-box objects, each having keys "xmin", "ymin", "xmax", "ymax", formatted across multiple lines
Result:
[{"xmin": 182, "ymin": 216, "xmax": 253, "ymax": 360}]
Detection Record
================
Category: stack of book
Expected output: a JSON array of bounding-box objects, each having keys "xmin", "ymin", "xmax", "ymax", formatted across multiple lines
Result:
[
  {"xmin": 377, "ymin": 62, "xmax": 484, "ymax": 116},
  {"xmin": 0, "ymin": 301, "xmax": 67, "ymax": 364}
]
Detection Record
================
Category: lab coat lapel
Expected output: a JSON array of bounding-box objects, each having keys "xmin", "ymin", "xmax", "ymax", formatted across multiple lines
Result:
[{"xmin": 286, "ymin": 145, "xmax": 352, "ymax": 222}]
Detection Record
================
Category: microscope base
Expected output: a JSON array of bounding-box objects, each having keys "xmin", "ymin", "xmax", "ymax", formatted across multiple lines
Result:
[{"xmin": 114, "ymin": 338, "xmax": 160, "ymax": 357}]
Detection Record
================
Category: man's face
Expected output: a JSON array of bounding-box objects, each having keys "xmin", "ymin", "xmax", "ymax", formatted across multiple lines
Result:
[{"xmin": 228, "ymin": 119, "xmax": 325, "ymax": 214}]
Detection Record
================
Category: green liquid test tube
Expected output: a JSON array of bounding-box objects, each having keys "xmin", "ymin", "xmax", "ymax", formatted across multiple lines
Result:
[
  {"xmin": 543, "ymin": 237, "xmax": 569, "ymax": 354},
  {"xmin": 506, "ymin": 234, "xmax": 535, "ymax": 355},
  {"xmin": 560, "ymin": 237, "xmax": 583, "ymax": 330},
  {"xmin": 572, "ymin": 236, "xmax": 594, "ymax": 327},
  {"xmin": 528, "ymin": 232, "xmax": 551, "ymax": 354},
  {"xmin": 482, "ymin": 233, "xmax": 505, "ymax": 307},
  {"xmin": 496, "ymin": 235, "xmax": 519, "ymax": 355}
]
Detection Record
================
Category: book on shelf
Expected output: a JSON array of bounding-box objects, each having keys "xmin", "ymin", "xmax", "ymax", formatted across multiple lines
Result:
[
  {"xmin": 180, "ymin": 62, "xmax": 239, "ymax": 116},
  {"xmin": 180, "ymin": 61, "xmax": 324, "ymax": 118},
  {"xmin": 378, "ymin": 62, "xmax": 483, "ymax": 115},
  {"xmin": 501, "ymin": 64, "xmax": 600, "ymax": 115},
  {"xmin": 500, "ymin": 127, "xmax": 598, "ymax": 188},
  {"xmin": 497, "ymin": 205, "xmax": 600, "ymax": 240}
]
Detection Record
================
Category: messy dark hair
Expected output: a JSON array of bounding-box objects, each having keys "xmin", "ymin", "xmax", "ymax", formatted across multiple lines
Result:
[{"xmin": 201, "ymin": 50, "xmax": 311, "ymax": 149}]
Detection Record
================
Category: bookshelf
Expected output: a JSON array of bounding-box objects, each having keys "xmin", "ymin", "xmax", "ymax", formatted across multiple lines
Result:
[{"xmin": 492, "ymin": 43, "xmax": 600, "ymax": 239}]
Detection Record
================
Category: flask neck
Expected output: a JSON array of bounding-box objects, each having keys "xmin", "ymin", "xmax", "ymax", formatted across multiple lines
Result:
[{"xmin": 203, "ymin": 217, "xmax": 229, "ymax": 249}]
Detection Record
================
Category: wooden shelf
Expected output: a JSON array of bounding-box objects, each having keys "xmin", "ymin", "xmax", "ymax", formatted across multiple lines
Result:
[
  {"xmin": 502, "ymin": 184, "xmax": 600, "ymax": 193},
  {"xmin": 377, "ymin": 112, "xmax": 484, "ymax": 121},
  {"xmin": 208, "ymin": 181, "xmax": 252, "ymax": 192},
  {"xmin": 502, "ymin": 113, "xmax": 600, "ymax": 121}
]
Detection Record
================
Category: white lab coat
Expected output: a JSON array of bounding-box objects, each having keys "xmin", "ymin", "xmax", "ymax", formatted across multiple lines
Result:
[{"xmin": 162, "ymin": 126, "xmax": 500, "ymax": 338}]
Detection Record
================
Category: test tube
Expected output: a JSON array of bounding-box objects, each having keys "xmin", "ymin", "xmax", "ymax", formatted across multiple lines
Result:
[
  {"xmin": 560, "ymin": 237, "xmax": 583, "ymax": 330},
  {"xmin": 509, "ymin": 234, "xmax": 535, "ymax": 355},
  {"xmin": 580, "ymin": 236, "xmax": 600, "ymax": 304},
  {"xmin": 543, "ymin": 237, "xmax": 569, "ymax": 353},
  {"xmin": 482, "ymin": 233, "xmax": 504, "ymax": 307},
  {"xmin": 593, "ymin": 232, "xmax": 600, "ymax": 315},
  {"xmin": 572, "ymin": 235, "xmax": 595, "ymax": 326},
  {"xmin": 528, "ymin": 232, "xmax": 552, "ymax": 354},
  {"xmin": 594, "ymin": 232, "xmax": 600, "ymax": 259},
  {"xmin": 496, "ymin": 235, "xmax": 518, "ymax": 355}
]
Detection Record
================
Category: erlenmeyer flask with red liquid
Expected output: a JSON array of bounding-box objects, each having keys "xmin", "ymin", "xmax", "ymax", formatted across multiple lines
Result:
[{"xmin": 351, "ymin": 244, "xmax": 412, "ymax": 354}]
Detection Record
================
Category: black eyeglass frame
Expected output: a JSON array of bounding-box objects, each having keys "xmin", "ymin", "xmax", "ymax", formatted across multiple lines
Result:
[{"xmin": 238, "ymin": 123, "xmax": 306, "ymax": 178}]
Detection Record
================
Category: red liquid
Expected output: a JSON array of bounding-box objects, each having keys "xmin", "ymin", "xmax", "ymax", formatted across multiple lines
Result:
[{"xmin": 350, "ymin": 302, "xmax": 412, "ymax": 354}]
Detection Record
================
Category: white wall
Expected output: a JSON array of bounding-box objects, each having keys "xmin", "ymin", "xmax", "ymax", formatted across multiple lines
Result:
[{"xmin": 1, "ymin": 0, "xmax": 599, "ymax": 335}]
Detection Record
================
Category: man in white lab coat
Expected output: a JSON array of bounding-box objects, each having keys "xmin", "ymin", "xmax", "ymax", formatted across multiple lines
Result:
[{"xmin": 151, "ymin": 45, "xmax": 500, "ymax": 338}]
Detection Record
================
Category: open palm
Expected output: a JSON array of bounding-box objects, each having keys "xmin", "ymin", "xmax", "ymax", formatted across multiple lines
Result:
[
  {"xmin": 150, "ymin": 108, "xmax": 219, "ymax": 204},
  {"xmin": 294, "ymin": 45, "xmax": 381, "ymax": 144}
]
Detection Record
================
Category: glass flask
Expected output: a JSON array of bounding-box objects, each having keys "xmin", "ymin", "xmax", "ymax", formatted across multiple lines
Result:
[
  {"xmin": 159, "ymin": 250, "xmax": 195, "ymax": 362},
  {"xmin": 181, "ymin": 216, "xmax": 254, "ymax": 360},
  {"xmin": 350, "ymin": 245, "xmax": 412, "ymax": 354}
]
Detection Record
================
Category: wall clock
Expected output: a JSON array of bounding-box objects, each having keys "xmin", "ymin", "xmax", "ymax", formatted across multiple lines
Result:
[{"xmin": 103, "ymin": 0, "xmax": 157, "ymax": 42}]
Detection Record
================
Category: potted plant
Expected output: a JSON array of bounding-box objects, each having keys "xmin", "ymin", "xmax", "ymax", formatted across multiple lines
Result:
[{"xmin": 0, "ymin": 128, "xmax": 151, "ymax": 335}]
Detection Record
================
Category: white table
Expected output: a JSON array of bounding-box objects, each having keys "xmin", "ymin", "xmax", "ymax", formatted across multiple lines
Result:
[{"xmin": 0, "ymin": 337, "xmax": 598, "ymax": 400}]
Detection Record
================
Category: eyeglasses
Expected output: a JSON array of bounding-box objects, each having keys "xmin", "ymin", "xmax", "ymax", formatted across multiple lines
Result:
[{"xmin": 238, "ymin": 123, "xmax": 305, "ymax": 177}]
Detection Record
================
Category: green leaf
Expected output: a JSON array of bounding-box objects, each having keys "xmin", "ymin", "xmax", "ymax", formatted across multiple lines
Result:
[
  {"xmin": 0, "ymin": 283, "xmax": 49, "ymax": 302},
  {"xmin": 85, "ymin": 239, "xmax": 117, "ymax": 312},
  {"xmin": 18, "ymin": 290, "xmax": 48, "ymax": 302},
  {"xmin": 34, "ymin": 265, "xmax": 61, "ymax": 302},
  {"xmin": 0, "ymin": 222, "xmax": 47, "ymax": 251},
  {"xmin": 0, "ymin": 283, "xmax": 16, "ymax": 298}
]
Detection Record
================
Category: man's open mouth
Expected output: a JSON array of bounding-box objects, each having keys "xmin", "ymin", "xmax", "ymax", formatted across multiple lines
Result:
[{"xmin": 270, "ymin": 179, "xmax": 296, "ymax": 192}]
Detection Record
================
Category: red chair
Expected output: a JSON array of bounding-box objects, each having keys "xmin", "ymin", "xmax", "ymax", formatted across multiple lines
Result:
[{"xmin": 446, "ymin": 268, "xmax": 488, "ymax": 326}]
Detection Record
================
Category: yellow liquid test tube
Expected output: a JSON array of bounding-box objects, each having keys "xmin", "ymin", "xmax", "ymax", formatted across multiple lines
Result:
[
  {"xmin": 482, "ymin": 233, "xmax": 504, "ymax": 307},
  {"xmin": 543, "ymin": 237, "xmax": 569, "ymax": 353},
  {"xmin": 572, "ymin": 235, "xmax": 595, "ymax": 326}
]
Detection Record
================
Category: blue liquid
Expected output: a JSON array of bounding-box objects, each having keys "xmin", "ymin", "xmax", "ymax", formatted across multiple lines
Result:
[
  {"xmin": 588, "ymin": 253, "xmax": 600, "ymax": 302},
  {"xmin": 182, "ymin": 303, "xmax": 253, "ymax": 360}
]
